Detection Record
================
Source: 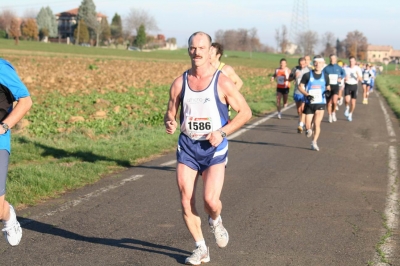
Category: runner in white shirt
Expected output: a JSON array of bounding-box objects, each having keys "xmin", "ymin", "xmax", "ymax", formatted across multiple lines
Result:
[
  {"xmin": 344, "ymin": 56, "xmax": 362, "ymax": 122},
  {"xmin": 361, "ymin": 63, "xmax": 374, "ymax": 104}
]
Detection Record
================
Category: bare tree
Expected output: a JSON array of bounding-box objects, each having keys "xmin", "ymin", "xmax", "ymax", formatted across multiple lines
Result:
[
  {"xmin": 275, "ymin": 25, "xmax": 289, "ymax": 53},
  {"xmin": 343, "ymin": 30, "xmax": 368, "ymax": 60},
  {"xmin": 214, "ymin": 28, "xmax": 262, "ymax": 53},
  {"xmin": 8, "ymin": 17, "xmax": 21, "ymax": 45},
  {"xmin": 125, "ymin": 8, "xmax": 159, "ymax": 35},
  {"xmin": 85, "ymin": 16, "xmax": 107, "ymax": 47},
  {"xmin": 0, "ymin": 9, "xmax": 17, "ymax": 37},
  {"xmin": 296, "ymin": 30, "xmax": 319, "ymax": 56},
  {"xmin": 320, "ymin": 31, "xmax": 336, "ymax": 56}
]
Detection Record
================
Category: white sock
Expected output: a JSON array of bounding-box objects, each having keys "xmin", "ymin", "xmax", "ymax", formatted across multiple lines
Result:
[
  {"xmin": 195, "ymin": 239, "xmax": 206, "ymax": 249},
  {"xmin": 3, "ymin": 206, "xmax": 17, "ymax": 228},
  {"xmin": 349, "ymin": 113, "xmax": 352, "ymax": 117},
  {"xmin": 299, "ymin": 122, "xmax": 304, "ymax": 127},
  {"xmin": 209, "ymin": 215, "xmax": 221, "ymax": 226}
]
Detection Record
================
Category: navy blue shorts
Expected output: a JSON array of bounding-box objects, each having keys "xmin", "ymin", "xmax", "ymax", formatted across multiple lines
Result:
[{"xmin": 177, "ymin": 133, "xmax": 228, "ymax": 174}]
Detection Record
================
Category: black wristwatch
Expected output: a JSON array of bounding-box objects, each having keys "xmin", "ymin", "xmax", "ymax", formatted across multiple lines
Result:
[
  {"xmin": 218, "ymin": 129, "xmax": 227, "ymax": 138},
  {"xmin": 1, "ymin": 122, "xmax": 9, "ymax": 133}
]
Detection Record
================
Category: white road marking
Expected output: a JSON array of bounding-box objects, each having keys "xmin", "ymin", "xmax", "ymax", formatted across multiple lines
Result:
[
  {"xmin": 372, "ymin": 92, "xmax": 399, "ymax": 265},
  {"xmin": 160, "ymin": 160, "xmax": 176, "ymax": 166},
  {"xmin": 20, "ymin": 175, "xmax": 143, "ymax": 225},
  {"xmin": 378, "ymin": 96, "xmax": 396, "ymax": 138},
  {"xmin": 373, "ymin": 146, "xmax": 399, "ymax": 265},
  {"xmin": 228, "ymin": 104, "xmax": 295, "ymax": 140}
]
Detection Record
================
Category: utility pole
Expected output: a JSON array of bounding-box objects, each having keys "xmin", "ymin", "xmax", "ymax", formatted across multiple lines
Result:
[{"xmin": 290, "ymin": 0, "xmax": 310, "ymax": 46}]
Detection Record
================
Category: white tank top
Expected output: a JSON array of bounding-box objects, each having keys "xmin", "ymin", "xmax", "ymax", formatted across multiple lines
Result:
[{"xmin": 180, "ymin": 70, "xmax": 229, "ymax": 141}]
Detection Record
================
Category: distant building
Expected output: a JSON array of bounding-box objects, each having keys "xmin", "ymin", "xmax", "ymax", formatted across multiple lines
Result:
[
  {"xmin": 367, "ymin": 45, "xmax": 400, "ymax": 63},
  {"xmin": 55, "ymin": 8, "xmax": 107, "ymax": 39}
]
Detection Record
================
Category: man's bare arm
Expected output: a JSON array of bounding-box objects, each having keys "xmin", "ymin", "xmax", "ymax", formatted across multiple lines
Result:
[
  {"xmin": 223, "ymin": 65, "xmax": 243, "ymax": 91},
  {"xmin": 2, "ymin": 96, "xmax": 32, "ymax": 129},
  {"xmin": 218, "ymin": 75, "xmax": 252, "ymax": 135},
  {"xmin": 164, "ymin": 76, "xmax": 183, "ymax": 134}
]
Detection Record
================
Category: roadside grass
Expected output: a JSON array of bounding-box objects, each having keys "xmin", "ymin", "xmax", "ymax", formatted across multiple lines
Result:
[
  {"xmin": 376, "ymin": 74, "xmax": 400, "ymax": 119},
  {"xmin": 8, "ymin": 125, "xmax": 178, "ymax": 206}
]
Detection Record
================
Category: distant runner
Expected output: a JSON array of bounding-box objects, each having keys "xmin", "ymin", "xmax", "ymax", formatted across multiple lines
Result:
[
  {"xmin": 361, "ymin": 63, "xmax": 374, "ymax": 104},
  {"xmin": 290, "ymin": 57, "xmax": 309, "ymax": 133},
  {"xmin": 337, "ymin": 60, "xmax": 345, "ymax": 107},
  {"xmin": 271, "ymin": 58, "xmax": 291, "ymax": 119},
  {"xmin": 323, "ymin": 54, "xmax": 345, "ymax": 123},
  {"xmin": 344, "ymin": 56, "xmax": 362, "ymax": 121}
]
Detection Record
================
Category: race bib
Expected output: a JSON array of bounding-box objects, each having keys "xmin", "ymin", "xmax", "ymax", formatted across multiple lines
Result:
[
  {"xmin": 329, "ymin": 74, "xmax": 338, "ymax": 85},
  {"xmin": 185, "ymin": 116, "xmax": 213, "ymax": 140},
  {"xmin": 277, "ymin": 76, "xmax": 285, "ymax": 85},
  {"xmin": 309, "ymin": 88, "xmax": 322, "ymax": 103},
  {"xmin": 363, "ymin": 72, "xmax": 370, "ymax": 81}
]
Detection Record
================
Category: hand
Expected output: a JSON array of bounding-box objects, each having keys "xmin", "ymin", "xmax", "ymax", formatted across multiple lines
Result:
[
  {"xmin": 165, "ymin": 120, "xmax": 177, "ymax": 134},
  {"xmin": 206, "ymin": 131, "xmax": 223, "ymax": 147},
  {"xmin": 0, "ymin": 127, "xmax": 5, "ymax": 135},
  {"xmin": 323, "ymin": 90, "xmax": 331, "ymax": 98},
  {"xmin": 306, "ymin": 95, "xmax": 314, "ymax": 102}
]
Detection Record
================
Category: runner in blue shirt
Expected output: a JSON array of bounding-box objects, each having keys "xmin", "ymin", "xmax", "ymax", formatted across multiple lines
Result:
[
  {"xmin": 0, "ymin": 59, "xmax": 32, "ymax": 246},
  {"xmin": 323, "ymin": 54, "xmax": 345, "ymax": 123},
  {"xmin": 298, "ymin": 55, "xmax": 331, "ymax": 151}
]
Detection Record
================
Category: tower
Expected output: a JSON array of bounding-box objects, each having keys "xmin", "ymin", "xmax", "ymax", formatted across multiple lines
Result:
[{"xmin": 290, "ymin": 0, "xmax": 309, "ymax": 44}]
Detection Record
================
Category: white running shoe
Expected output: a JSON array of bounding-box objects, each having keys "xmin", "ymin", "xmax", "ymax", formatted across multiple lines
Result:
[
  {"xmin": 311, "ymin": 141, "xmax": 320, "ymax": 151},
  {"xmin": 328, "ymin": 115, "xmax": 332, "ymax": 123},
  {"xmin": 209, "ymin": 217, "xmax": 229, "ymax": 248},
  {"xmin": 338, "ymin": 98, "xmax": 343, "ymax": 106},
  {"xmin": 306, "ymin": 129, "xmax": 313, "ymax": 138},
  {"xmin": 185, "ymin": 246, "xmax": 210, "ymax": 265},
  {"xmin": 2, "ymin": 205, "xmax": 22, "ymax": 246},
  {"xmin": 348, "ymin": 115, "xmax": 352, "ymax": 122},
  {"xmin": 335, "ymin": 105, "xmax": 339, "ymax": 111},
  {"xmin": 332, "ymin": 113, "xmax": 337, "ymax": 122},
  {"xmin": 277, "ymin": 112, "xmax": 281, "ymax": 119},
  {"xmin": 344, "ymin": 108, "xmax": 349, "ymax": 117}
]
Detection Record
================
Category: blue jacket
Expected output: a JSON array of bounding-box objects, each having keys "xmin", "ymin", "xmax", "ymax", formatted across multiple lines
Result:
[{"xmin": 324, "ymin": 64, "xmax": 345, "ymax": 86}]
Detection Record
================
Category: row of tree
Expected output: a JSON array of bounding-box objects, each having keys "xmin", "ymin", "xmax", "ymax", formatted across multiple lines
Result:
[
  {"xmin": 214, "ymin": 28, "xmax": 274, "ymax": 54},
  {"xmin": 275, "ymin": 25, "xmax": 368, "ymax": 60},
  {"xmin": 0, "ymin": 0, "xmax": 170, "ymax": 49}
]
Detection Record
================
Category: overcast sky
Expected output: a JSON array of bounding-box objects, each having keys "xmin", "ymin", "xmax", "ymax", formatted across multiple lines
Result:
[{"xmin": 2, "ymin": 0, "xmax": 400, "ymax": 50}]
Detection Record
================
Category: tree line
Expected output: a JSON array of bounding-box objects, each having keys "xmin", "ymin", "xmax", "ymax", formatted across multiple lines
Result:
[
  {"xmin": 275, "ymin": 25, "xmax": 369, "ymax": 60},
  {"xmin": 0, "ymin": 0, "xmax": 173, "ymax": 49}
]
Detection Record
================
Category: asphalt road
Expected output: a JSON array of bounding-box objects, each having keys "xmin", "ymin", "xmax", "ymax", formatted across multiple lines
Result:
[{"xmin": 1, "ymin": 88, "xmax": 399, "ymax": 266}]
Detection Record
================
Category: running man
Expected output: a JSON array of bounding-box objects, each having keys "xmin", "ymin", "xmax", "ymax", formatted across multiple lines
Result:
[
  {"xmin": 291, "ymin": 57, "xmax": 309, "ymax": 133},
  {"xmin": 0, "ymin": 58, "xmax": 32, "ymax": 246},
  {"xmin": 361, "ymin": 63, "xmax": 374, "ymax": 104},
  {"xmin": 270, "ymin": 58, "xmax": 291, "ymax": 119},
  {"xmin": 344, "ymin": 56, "xmax": 362, "ymax": 121},
  {"xmin": 164, "ymin": 32, "xmax": 252, "ymax": 265},
  {"xmin": 298, "ymin": 55, "xmax": 331, "ymax": 151},
  {"xmin": 210, "ymin": 43, "xmax": 243, "ymax": 90},
  {"xmin": 305, "ymin": 55, "xmax": 314, "ymax": 70},
  {"xmin": 324, "ymin": 54, "xmax": 345, "ymax": 123},
  {"xmin": 210, "ymin": 42, "xmax": 243, "ymax": 122},
  {"xmin": 337, "ymin": 60, "xmax": 345, "ymax": 107}
]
